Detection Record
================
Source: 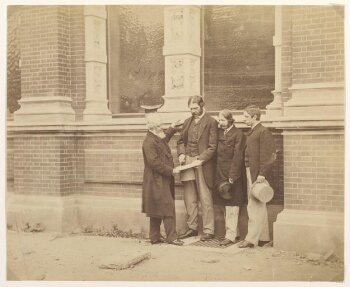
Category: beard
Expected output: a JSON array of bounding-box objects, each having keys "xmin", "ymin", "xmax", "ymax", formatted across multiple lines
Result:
[
  {"xmin": 152, "ymin": 127, "xmax": 166, "ymax": 139},
  {"xmin": 158, "ymin": 130, "xmax": 166, "ymax": 139},
  {"xmin": 192, "ymin": 108, "xmax": 203, "ymax": 118}
]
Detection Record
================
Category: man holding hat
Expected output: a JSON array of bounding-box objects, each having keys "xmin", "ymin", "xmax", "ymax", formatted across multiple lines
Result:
[
  {"xmin": 213, "ymin": 109, "xmax": 247, "ymax": 246},
  {"xmin": 239, "ymin": 105, "xmax": 276, "ymax": 248}
]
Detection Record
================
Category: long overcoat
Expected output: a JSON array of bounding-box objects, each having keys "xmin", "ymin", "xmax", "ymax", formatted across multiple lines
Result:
[
  {"xmin": 142, "ymin": 128, "xmax": 176, "ymax": 218},
  {"xmin": 177, "ymin": 113, "xmax": 218, "ymax": 189},
  {"xmin": 245, "ymin": 123, "xmax": 276, "ymax": 183},
  {"xmin": 213, "ymin": 126, "xmax": 247, "ymax": 206}
]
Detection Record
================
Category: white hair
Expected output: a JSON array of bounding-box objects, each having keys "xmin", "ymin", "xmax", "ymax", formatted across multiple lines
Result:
[{"xmin": 145, "ymin": 113, "xmax": 163, "ymax": 131}]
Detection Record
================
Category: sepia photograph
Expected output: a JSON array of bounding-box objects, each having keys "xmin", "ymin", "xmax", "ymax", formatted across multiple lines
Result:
[{"xmin": 2, "ymin": 0, "xmax": 348, "ymax": 285}]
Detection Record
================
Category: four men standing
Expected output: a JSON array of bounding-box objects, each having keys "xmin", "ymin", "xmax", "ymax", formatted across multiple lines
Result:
[{"xmin": 141, "ymin": 97, "xmax": 276, "ymax": 247}]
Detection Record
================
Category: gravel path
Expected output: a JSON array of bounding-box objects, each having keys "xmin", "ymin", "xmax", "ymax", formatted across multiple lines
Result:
[{"xmin": 7, "ymin": 230, "xmax": 343, "ymax": 282}]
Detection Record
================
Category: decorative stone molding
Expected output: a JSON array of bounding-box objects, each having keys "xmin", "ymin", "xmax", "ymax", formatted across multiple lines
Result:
[
  {"xmin": 266, "ymin": 6, "xmax": 283, "ymax": 118},
  {"xmin": 283, "ymin": 82, "xmax": 344, "ymax": 118},
  {"xmin": 83, "ymin": 5, "xmax": 111, "ymax": 121},
  {"xmin": 160, "ymin": 6, "xmax": 201, "ymax": 113},
  {"xmin": 14, "ymin": 96, "xmax": 75, "ymax": 122}
]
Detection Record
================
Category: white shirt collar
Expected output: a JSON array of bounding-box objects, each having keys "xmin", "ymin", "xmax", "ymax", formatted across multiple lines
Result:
[
  {"xmin": 224, "ymin": 124, "xmax": 234, "ymax": 135},
  {"xmin": 194, "ymin": 109, "xmax": 206, "ymax": 122},
  {"xmin": 251, "ymin": 121, "xmax": 261, "ymax": 130}
]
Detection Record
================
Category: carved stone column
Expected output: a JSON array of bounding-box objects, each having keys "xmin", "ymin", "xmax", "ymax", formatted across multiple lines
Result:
[
  {"xmin": 83, "ymin": 6, "xmax": 111, "ymax": 121},
  {"xmin": 266, "ymin": 6, "xmax": 283, "ymax": 118},
  {"xmin": 160, "ymin": 6, "xmax": 201, "ymax": 113}
]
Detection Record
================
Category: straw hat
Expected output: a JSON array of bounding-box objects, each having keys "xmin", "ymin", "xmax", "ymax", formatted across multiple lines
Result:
[{"xmin": 250, "ymin": 181, "xmax": 274, "ymax": 203}]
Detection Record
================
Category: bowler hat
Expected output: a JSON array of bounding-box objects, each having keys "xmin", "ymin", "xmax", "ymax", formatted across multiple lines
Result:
[
  {"xmin": 250, "ymin": 181, "xmax": 274, "ymax": 203},
  {"xmin": 217, "ymin": 181, "xmax": 233, "ymax": 200},
  {"xmin": 140, "ymin": 91, "xmax": 164, "ymax": 113}
]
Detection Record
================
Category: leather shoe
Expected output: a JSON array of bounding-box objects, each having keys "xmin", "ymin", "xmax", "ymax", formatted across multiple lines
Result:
[
  {"xmin": 258, "ymin": 240, "xmax": 271, "ymax": 247},
  {"xmin": 238, "ymin": 240, "xmax": 254, "ymax": 248},
  {"xmin": 178, "ymin": 229, "xmax": 198, "ymax": 239},
  {"xmin": 168, "ymin": 239, "xmax": 184, "ymax": 246},
  {"xmin": 200, "ymin": 233, "xmax": 214, "ymax": 241},
  {"xmin": 219, "ymin": 238, "xmax": 233, "ymax": 246},
  {"xmin": 150, "ymin": 236, "xmax": 166, "ymax": 244}
]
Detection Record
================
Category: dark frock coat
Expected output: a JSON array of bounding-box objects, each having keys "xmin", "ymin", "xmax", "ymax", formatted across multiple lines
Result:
[
  {"xmin": 245, "ymin": 123, "xmax": 276, "ymax": 183},
  {"xmin": 177, "ymin": 113, "xmax": 218, "ymax": 189},
  {"xmin": 142, "ymin": 127, "xmax": 176, "ymax": 218},
  {"xmin": 213, "ymin": 126, "xmax": 248, "ymax": 206}
]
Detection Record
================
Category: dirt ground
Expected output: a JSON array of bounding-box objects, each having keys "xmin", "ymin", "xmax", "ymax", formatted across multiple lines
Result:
[{"xmin": 6, "ymin": 230, "xmax": 344, "ymax": 282}]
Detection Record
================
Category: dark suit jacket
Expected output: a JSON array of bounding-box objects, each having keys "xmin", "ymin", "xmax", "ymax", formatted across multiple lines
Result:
[
  {"xmin": 245, "ymin": 123, "xmax": 276, "ymax": 183},
  {"xmin": 142, "ymin": 127, "xmax": 176, "ymax": 218},
  {"xmin": 213, "ymin": 126, "xmax": 247, "ymax": 206},
  {"xmin": 177, "ymin": 113, "xmax": 218, "ymax": 188}
]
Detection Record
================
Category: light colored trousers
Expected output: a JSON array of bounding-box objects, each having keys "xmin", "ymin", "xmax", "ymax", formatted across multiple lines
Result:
[
  {"xmin": 245, "ymin": 167, "xmax": 270, "ymax": 246},
  {"xmin": 217, "ymin": 205, "xmax": 240, "ymax": 241},
  {"xmin": 180, "ymin": 156, "xmax": 214, "ymax": 235}
]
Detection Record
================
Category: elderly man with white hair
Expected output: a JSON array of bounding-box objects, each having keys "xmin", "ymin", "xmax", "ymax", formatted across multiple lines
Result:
[{"xmin": 141, "ymin": 113, "xmax": 184, "ymax": 246}]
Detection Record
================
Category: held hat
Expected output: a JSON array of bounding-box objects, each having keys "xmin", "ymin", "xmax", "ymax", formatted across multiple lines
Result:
[
  {"xmin": 217, "ymin": 181, "xmax": 233, "ymax": 200},
  {"xmin": 250, "ymin": 181, "xmax": 274, "ymax": 203},
  {"xmin": 140, "ymin": 91, "xmax": 164, "ymax": 113}
]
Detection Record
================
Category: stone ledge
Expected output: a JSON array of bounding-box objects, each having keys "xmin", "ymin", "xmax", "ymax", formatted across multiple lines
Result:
[
  {"xmin": 273, "ymin": 209, "xmax": 344, "ymax": 258},
  {"xmin": 14, "ymin": 96, "xmax": 76, "ymax": 123}
]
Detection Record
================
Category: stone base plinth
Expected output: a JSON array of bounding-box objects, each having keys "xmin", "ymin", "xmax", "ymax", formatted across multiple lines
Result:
[
  {"xmin": 7, "ymin": 194, "xmax": 79, "ymax": 233},
  {"xmin": 274, "ymin": 209, "xmax": 344, "ymax": 258},
  {"xmin": 83, "ymin": 101, "xmax": 111, "ymax": 121},
  {"xmin": 14, "ymin": 96, "xmax": 75, "ymax": 123},
  {"xmin": 6, "ymin": 193, "xmax": 188, "ymax": 236}
]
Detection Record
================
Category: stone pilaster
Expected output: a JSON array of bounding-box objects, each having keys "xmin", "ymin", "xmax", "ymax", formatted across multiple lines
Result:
[
  {"xmin": 14, "ymin": 6, "xmax": 75, "ymax": 123},
  {"xmin": 160, "ymin": 6, "xmax": 201, "ymax": 113},
  {"xmin": 272, "ymin": 6, "xmax": 344, "ymax": 258},
  {"xmin": 83, "ymin": 6, "xmax": 111, "ymax": 121},
  {"xmin": 266, "ymin": 6, "xmax": 283, "ymax": 118}
]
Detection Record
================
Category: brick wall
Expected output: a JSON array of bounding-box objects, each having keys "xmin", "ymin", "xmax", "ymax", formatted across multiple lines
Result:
[
  {"xmin": 291, "ymin": 6, "xmax": 344, "ymax": 85},
  {"xmin": 80, "ymin": 128, "xmax": 283, "ymax": 204},
  {"xmin": 12, "ymin": 134, "xmax": 80, "ymax": 196},
  {"xmin": 12, "ymin": 6, "xmax": 86, "ymax": 118},
  {"xmin": 271, "ymin": 131, "xmax": 284, "ymax": 204},
  {"xmin": 20, "ymin": 6, "xmax": 68, "ymax": 98},
  {"xmin": 7, "ymin": 137, "xmax": 14, "ymax": 193},
  {"xmin": 8, "ymin": 125, "xmax": 283, "ymax": 203},
  {"xmin": 284, "ymin": 132, "xmax": 344, "ymax": 212}
]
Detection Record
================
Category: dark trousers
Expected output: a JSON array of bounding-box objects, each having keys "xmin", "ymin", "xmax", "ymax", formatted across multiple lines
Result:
[{"xmin": 149, "ymin": 215, "xmax": 177, "ymax": 243}]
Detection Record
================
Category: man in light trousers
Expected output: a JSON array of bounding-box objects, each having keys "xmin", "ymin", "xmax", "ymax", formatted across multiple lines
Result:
[{"xmin": 239, "ymin": 105, "xmax": 276, "ymax": 248}]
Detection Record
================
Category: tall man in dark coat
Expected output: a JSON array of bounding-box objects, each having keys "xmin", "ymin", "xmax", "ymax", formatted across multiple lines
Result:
[
  {"xmin": 177, "ymin": 95, "xmax": 218, "ymax": 241},
  {"xmin": 239, "ymin": 105, "xmax": 276, "ymax": 248},
  {"xmin": 142, "ymin": 113, "xmax": 183, "ymax": 246}
]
